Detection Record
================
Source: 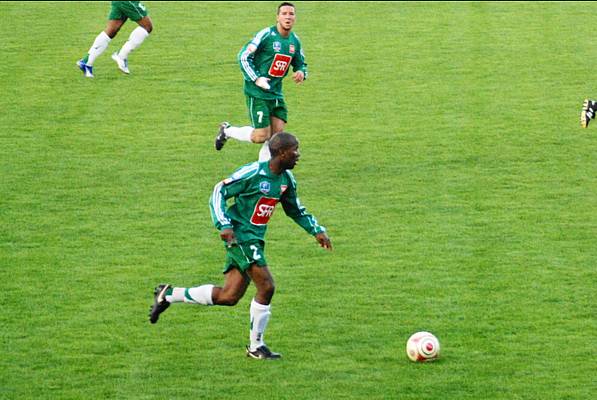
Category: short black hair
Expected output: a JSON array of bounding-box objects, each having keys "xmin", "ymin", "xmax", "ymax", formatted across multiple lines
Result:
[
  {"xmin": 277, "ymin": 2, "xmax": 295, "ymax": 13},
  {"xmin": 269, "ymin": 132, "xmax": 299, "ymax": 157}
]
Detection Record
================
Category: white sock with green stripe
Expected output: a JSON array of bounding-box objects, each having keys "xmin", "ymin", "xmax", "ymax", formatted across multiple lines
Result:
[
  {"xmin": 225, "ymin": 126, "xmax": 253, "ymax": 142},
  {"xmin": 249, "ymin": 299, "xmax": 271, "ymax": 351},
  {"xmin": 166, "ymin": 285, "xmax": 214, "ymax": 305}
]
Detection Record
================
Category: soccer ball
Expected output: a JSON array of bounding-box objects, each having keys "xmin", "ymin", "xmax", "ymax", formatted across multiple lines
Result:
[{"xmin": 406, "ymin": 331, "xmax": 440, "ymax": 362}]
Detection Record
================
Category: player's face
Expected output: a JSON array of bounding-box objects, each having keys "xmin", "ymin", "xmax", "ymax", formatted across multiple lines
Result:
[
  {"xmin": 277, "ymin": 6, "xmax": 296, "ymax": 32},
  {"xmin": 281, "ymin": 145, "xmax": 300, "ymax": 169}
]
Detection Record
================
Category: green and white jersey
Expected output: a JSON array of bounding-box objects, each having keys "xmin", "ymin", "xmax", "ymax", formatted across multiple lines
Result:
[
  {"xmin": 210, "ymin": 161, "xmax": 324, "ymax": 243},
  {"xmin": 238, "ymin": 26, "xmax": 308, "ymax": 100}
]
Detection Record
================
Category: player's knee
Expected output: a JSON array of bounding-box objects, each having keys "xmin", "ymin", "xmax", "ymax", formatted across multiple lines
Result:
[
  {"xmin": 219, "ymin": 296, "xmax": 240, "ymax": 306},
  {"xmin": 105, "ymin": 28, "xmax": 119, "ymax": 39},
  {"xmin": 259, "ymin": 281, "xmax": 276, "ymax": 300},
  {"xmin": 251, "ymin": 128, "xmax": 271, "ymax": 143},
  {"xmin": 215, "ymin": 291, "xmax": 242, "ymax": 306},
  {"xmin": 222, "ymin": 298, "xmax": 240, "ymax": 306},
  {"xmin": 105, "ymin": 20, "xmax": 123, "ymax": 38},
  {"xmin": 138, "ymin": 17, "xmax": 153, "ymax": 33}
]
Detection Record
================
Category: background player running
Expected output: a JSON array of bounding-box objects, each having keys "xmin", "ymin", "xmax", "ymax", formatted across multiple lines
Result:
[{"xmin": 215, "ymin": 2, "xmax": 308, "ymax": 161}]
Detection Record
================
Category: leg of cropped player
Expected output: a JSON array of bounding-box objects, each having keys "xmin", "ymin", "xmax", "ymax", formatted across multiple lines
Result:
[
  {"xmin": 581, "ymin": 99, "xmax": 596, "ymax": 128},
  {"xmin": 111, "ymin": 15, "xmax": 152, "ymax": 75},
  {"xmin": 77, "ymin": 1, "xmax": 152, "ymax": 77},
  {"xmin": 76, "ymin": 19, "xmax": 123, "ymax": 78}
]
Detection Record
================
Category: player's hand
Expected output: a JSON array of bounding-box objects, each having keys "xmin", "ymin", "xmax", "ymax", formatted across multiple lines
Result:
[
  {"xmin": 292, "ymin": 71, "xmax": 305, "ymax": 84},
  {"xmin": 315, "ymin": 232, "xmax": 332, "ymax": 250},
  {"xmin": 255, "ymin": 77, "xmax": 271, "ymax": 90},
  {"xmin": 220, "ymin": 228, "xmax": 237, "ymax": 247}
]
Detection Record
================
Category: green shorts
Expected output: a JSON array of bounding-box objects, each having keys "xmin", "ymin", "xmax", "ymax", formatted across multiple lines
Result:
[
  {"xmin": 246, "ymin": 96, "xmax": 288, "ymax": 129},
  {"xmin": 223, "ymin": 241, "xmax": 268, "ymax": 273},
  {"xmin": 109, "ymin": 1, "xmax": 149, "ymax": 22}
]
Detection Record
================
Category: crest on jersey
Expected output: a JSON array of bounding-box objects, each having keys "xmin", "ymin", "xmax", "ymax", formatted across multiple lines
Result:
[
  {"xmin": 259, "ymin": 181, "xmax": 271, "ymax": 194},
  {"xmin": 273, "ymin": 41, "xmax": 282, "ymax": 52},
  {"xmin": 289, "ymin": 44, "xmax": 295, "ymax": 54}
]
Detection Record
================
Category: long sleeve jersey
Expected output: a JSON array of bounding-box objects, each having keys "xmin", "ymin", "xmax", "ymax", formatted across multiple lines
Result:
[
  {"xmin": 237, "ymin": 26, "xmax": 308, "ymax": 100},
  {"xmin": 210, "ymin": 161, "xmax": 324, "ymax": 243}
]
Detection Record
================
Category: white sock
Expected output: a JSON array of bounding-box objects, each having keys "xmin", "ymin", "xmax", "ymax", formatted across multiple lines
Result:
[
  {"xmin": 118, "ymin": 26, "xmax": 149, "ymax": 59},
  {"xmin": 258, "ymin": 141, "xmax": 271, "ymax": 162},
  {"xmin": 87, "ymin": 31, "xmax": 111, "ymax": 66},
  {"xmin": 165, "ymin": 287, "xmax": 186, "ymax": 303},
  {"xmin": 225, "ymin": 126, "xmax": 254, "ymax": 142},
  {"xmin": 167, "ymin": 285, "xmax": 214, "ymax": 305},
  {"xmin": 249, "ymin": 299, "xmax": 271, "ymax": 351}
]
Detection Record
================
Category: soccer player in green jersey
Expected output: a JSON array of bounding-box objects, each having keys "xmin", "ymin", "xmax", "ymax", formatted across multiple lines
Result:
[
  {"xmin": 76, "ymin": 1, "xmax": 153, "ymax": 78},
  {"xmin": 149, "ymin": 133, "xmax": 332, "ymax": 360},
  {"xmin": 215, "ymin": 2, "xmax": 308, "ymax": 162}
]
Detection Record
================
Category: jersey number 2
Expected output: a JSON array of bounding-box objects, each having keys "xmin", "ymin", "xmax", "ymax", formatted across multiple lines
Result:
[{"xmin": 250, "ymin": 245, "xmax": 262, "ymax": 260}]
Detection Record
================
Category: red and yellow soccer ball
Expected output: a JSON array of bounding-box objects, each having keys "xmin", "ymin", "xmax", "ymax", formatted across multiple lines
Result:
[{"xmin": 406, "ymin": 331, "xmax": 440, "ymax": 362}]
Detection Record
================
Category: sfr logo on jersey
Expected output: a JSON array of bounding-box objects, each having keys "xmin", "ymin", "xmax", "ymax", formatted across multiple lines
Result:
[
  {"xmin": 250, "ymin": 197, "xmax": 279, "ymax": 225},
  {"xmin": 268, "ymin": 54, "xmax": 292, "ymax": 77}
]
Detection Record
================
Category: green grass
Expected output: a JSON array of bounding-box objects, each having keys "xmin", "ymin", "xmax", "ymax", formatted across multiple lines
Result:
[{"xmin": 1, "ymin": 1, "xmax": 596, "ymax": 399}]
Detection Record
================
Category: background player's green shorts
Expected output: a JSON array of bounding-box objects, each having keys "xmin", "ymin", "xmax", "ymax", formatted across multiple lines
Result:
[
  {"xmin": 223, "ymin": 241, "xmax": 268, "ymax": 273},
  {"xmin": 109, "ymin": 1, "xmax": 149, "ymax": 22},
  {"xmin": 246, "ymin": 96, "xmax": 288, "ymax": 129}
]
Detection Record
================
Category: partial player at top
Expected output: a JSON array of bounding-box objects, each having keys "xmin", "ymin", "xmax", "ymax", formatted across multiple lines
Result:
[{"xmin": 77, "ymin": 1, "xmax": 153, "ymax": 78}]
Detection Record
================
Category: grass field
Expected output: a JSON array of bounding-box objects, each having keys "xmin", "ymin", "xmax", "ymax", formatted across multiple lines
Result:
[{"xmin": 1, "ymin": 1, "xmax": 596, "ymax": 399}]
